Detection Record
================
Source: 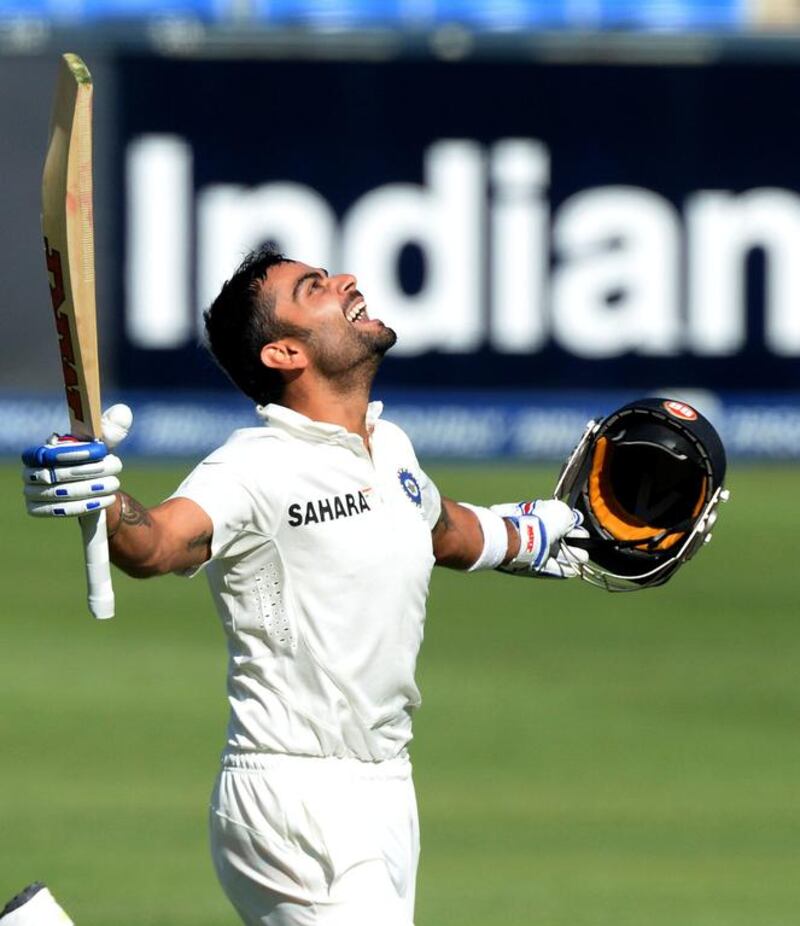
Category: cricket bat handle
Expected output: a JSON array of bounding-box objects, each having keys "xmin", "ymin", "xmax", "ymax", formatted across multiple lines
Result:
[{"xmin": 79, "ymin": 510, "xmax": 114, "ymax": 619}]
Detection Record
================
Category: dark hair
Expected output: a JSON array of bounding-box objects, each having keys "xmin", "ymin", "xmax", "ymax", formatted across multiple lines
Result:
[{"xmin": 203, "ymin": 246, "xmax": 307, "ymax": 405}]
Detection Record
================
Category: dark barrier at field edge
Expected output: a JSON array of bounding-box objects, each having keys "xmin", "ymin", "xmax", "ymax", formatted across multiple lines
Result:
[{"xmin": 3, "ymin": 391, "xmax": 800, "ymax": 461}]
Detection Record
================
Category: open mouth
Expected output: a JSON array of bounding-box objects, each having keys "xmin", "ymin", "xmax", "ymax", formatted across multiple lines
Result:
[{"xmin": 345, "ymin": 300, "xmax": 370, "ymax": 324}]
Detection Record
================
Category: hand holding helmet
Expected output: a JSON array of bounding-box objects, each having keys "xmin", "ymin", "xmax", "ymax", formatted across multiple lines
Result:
[{"xmin": 490, "ymin": 500, "xmax": 590, "ymax": 579}]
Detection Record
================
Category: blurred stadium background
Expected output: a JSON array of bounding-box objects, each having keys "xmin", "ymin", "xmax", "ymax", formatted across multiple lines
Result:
[{"xmin": 2, "ymin": 2, "xmax": 799, "ymax": 925}]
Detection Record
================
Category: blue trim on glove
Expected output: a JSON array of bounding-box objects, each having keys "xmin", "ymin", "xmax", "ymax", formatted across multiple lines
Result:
[
  {"xmin": 22, "ymin": 440, "xmax": 108, "ymax": 467},
  {"xmin": 533, "ymin": 517, "xmax": 548, "ymax": 569}
]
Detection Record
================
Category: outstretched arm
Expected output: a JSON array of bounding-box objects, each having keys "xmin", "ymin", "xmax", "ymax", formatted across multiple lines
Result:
[
  {"xmin": 106, "ymin": 493, "xmax": 213, "ymax": 578},
  {"xmin": 432, "ymin": 497, "xmax": 518, "ymax": 569}
]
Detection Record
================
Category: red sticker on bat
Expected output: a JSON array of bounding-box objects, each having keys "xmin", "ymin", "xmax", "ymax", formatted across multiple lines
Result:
[{"xmin": 44, "ymin": 237, "xmax": 86, "ymax": 425}]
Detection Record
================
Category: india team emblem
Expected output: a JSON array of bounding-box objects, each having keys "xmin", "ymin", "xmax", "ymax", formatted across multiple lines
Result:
[{"xmin": 398, "ymin": 469, "xmax": 422, "ymax": 507}]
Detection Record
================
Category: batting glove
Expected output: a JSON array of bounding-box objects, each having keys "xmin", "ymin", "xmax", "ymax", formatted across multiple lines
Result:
[
  {"xmin": 492, "ymin": 499, "xmax": 590, "ymax": 579},
  {"xmin": 22, "ymin": 404, "xmax": 132, "ymax": 519}
]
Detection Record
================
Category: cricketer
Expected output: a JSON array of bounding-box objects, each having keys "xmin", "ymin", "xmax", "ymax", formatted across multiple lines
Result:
[{"xmin": 20, "ymin": 248, "xmax": 589, "ymax": 926}]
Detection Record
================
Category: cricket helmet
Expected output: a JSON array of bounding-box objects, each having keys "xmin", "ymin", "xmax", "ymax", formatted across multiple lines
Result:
[{"xmin": 554, "ymin": 397, "xmax": 728, "ymax": 591}]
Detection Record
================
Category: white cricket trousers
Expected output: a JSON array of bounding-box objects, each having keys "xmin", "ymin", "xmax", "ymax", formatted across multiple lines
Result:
[{"xmin": 210, "ymin": 752, "xmax": 419, "ymax": 926}]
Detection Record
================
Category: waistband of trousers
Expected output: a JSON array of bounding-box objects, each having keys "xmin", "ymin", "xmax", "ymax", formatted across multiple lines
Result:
[{"xmin": 221, "ymin": 749, "xmax": 412, "ymax": 781}]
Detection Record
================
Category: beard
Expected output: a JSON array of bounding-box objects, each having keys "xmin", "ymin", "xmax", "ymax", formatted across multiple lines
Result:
[{"xmin": 309, "ymin": 321, "xmax": 397, "ymax": 382}]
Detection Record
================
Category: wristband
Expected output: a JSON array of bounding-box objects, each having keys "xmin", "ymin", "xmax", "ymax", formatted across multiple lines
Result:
[{"xmin": 460, "ymin": 503, "xmax": 509, "ymax": 571}]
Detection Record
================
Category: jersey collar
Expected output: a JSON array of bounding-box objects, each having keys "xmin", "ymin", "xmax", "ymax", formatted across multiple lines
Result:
[{"xmin": 256, "ymin": 401, "xmax": 384, "ymax": 446}]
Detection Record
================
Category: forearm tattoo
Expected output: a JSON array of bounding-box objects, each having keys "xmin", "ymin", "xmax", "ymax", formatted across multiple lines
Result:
[
  {"xmin": 108, "ymin": 492, "xmax": 151, "ymax": 538},
  {"xmin": 186, "ymin": 531, "xmax": 212, "ymax": 552},
  {"xmin": 434, "ymin": 500, "xmax": 454, "ymax": 535}
]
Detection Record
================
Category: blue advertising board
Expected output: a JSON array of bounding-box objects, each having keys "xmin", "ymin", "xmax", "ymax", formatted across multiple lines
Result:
[
  {"xmin": 0, "ymin": 0, "xmax": 745, "ymax": 28},
  {"xmin": 6, "ymin": 390, "xmax": 800, "ymax": 461}
]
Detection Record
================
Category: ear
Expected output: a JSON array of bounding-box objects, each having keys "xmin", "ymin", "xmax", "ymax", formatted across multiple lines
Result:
[{"xmin": 260, "ymin": 339, "xmax": 309, "ymax": 373}]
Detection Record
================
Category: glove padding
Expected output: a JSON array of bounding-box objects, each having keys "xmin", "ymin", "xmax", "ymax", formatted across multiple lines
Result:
[
  {"xmin": 22, "ymin": 404, "xmax": 132, "ymax": 519},
  {"xmin": 491, "ymin": 499, "xmax": 590, "ymax": 579}
]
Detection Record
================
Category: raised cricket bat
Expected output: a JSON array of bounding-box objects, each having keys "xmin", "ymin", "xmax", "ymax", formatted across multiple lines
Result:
[{"xmin": 41, "ymin": 53, "xmax": 114, "ymax": 620}]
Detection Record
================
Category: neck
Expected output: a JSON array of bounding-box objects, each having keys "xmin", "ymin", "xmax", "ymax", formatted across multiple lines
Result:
[{"xmin": 281, "ymin": 369, "xmax": 375, "ymax": 442}]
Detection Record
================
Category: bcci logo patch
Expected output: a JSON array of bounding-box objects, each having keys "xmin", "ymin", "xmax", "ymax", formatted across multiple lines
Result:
[{"xmin": 398, "ymin": 468, "xmax": 422, "ymax": 507}]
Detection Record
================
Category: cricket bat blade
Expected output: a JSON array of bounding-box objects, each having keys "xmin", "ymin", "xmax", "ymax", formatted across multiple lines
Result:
[{"xmin": 42, "ymin": 53, "xmax": 114, "ymax": 620}]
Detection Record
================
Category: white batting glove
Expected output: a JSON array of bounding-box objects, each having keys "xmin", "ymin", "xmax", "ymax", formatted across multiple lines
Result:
[
  {"xmin": 492, "ymin": 499, "xmax": 590, "ymax": 579},
  {"xmin": 22, "ymin": 404, "xmax": 133, "ymax": 519}
]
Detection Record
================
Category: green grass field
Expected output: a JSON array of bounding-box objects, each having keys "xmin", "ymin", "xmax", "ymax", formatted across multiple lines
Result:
[{"xmin": 1, "ymin": 461, "xmax": 798, "ymax": 926}]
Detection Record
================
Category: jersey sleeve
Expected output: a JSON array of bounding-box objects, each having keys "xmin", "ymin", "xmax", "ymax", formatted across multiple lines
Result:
[
  {"xmin": 417, "ymin": 466, "xmax": 442, "ymax": 530},
  {"xmin": 169, "ymin": 453, "xmax": 268, "ymax": 576},
  {"xmin": 377, "ymin": 417, "xmax": 442, "ymax": 529}
]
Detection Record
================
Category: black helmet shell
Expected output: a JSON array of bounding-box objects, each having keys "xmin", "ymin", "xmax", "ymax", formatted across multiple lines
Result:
[{"xmin": 557, "ymin": 397, "xmax": 727, "ymax": 589}]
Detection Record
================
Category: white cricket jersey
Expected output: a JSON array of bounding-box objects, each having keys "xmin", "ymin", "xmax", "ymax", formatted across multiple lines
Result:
[{"xmin": 172, "ymin": 401, "xmax": 441, "ymax": 763}]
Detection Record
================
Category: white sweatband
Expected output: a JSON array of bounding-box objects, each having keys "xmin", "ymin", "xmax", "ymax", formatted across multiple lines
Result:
[{"xmin": 460, "ymin": 503, "xmax": 510, "ymax": 571}]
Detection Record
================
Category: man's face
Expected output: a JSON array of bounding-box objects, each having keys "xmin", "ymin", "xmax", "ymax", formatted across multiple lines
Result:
[{"xmin": 264, "ymin": 261, "xmax": 397, "ymax": 377}]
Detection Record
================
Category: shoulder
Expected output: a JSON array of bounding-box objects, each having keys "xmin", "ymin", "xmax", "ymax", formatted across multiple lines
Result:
[
  {"xmin": 181, "ymin": 428, "xmax": 296, "ymax": 494},
  {"xmin": 203, "ymin": 426, "xmax": 292, "ymax": 466},
  {"xmin": 372, "ymin": 418, "xmax": 416, "ymax": 451},
  {"xmin": 173, "ymin": 427, "xmax": 295, "ymax": 522}
]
